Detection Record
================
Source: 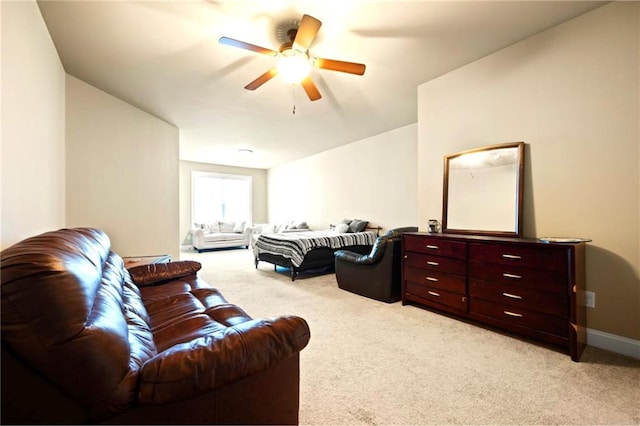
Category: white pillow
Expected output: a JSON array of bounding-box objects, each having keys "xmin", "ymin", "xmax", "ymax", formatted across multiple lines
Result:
[
  {"xmin": 334, "ymin": 223, "xmax": 350, "ymax": 233},
  {"xmin": 233, "ymin": 221, "xmax": 245, "ymax": 233},
  {"xmin": 219, "ymin": 221, "xmax": 235, "ymax": 233},
  {"xmin": 208, "ymin": 222, "xmax": 220, "ymax": 233}
]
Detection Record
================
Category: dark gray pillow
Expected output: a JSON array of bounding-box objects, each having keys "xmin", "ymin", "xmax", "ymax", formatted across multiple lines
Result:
[{"xmin": 348, "ymin": 219, "xmax": 368, "ymax": 233}]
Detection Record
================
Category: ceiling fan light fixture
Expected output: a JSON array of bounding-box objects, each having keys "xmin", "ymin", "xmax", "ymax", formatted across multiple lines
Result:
[
  {"xmin": 220, "ymin": 13, "xmax": 364, "ymax": 101},
  {"xmin": 276, "ymin": 49, "xmax": 311, "ymax": 84}
]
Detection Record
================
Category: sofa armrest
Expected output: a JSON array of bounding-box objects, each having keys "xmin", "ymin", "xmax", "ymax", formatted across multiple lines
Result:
[
  {"xmin": 138, "ymin": 315, "xmax": 311, "ymax": 404},
  {"xmin": 191, "ymin": 228, "xmax": 206, "ymax": 247},
  {"xmin": 335, "ymin": 237, "xmax": 390, "ymax": 265},
  {"xmin": 128, "ymin": 261, "xmax": 202, "ymax": 286},
  {"xmin": 242, "ymin": 226, "xmax": 253, "ymax": 244},
  {"xmin": 334, "ymin": 249, "xmax": 370, "ymax": 264}
]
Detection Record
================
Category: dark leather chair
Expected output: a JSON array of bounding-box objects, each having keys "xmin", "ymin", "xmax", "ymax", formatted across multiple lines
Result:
[
  {"xmin": 334, "ymin": 226, "xmax": 418, "ymax": 303},
  {"xmin": 1, "ymin": 227, "xmax": 310, "ymax": 425}
]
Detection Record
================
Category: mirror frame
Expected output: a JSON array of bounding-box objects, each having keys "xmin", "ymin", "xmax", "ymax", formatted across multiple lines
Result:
[{"xmin": 442, "ymin": 141, "xmax": 525, "ymax": 238}]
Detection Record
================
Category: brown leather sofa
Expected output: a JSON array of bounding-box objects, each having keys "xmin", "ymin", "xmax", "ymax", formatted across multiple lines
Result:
[
  {"xmin": 1, "ymin": 227, "xmax": 311, "ymax": 425},
  {"xmin": 334, "ymin": 226, "xmax": 418, "ymax": 303}
]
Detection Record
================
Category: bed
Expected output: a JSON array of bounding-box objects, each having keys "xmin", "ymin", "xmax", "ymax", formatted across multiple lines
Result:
[{"xmin": 253, "ymin": 230, "xmax": 377, "ymax": 281}]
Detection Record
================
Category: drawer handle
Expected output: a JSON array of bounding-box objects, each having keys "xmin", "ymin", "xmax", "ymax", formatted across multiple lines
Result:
[
  {"xmin": 427, "ymin": 261, "xmax": 439, "ymax": 266},
  {"xmin": 426, "ymin": 277, "xmax": 439, "ymax": 282},
  {"xmin": 426, "ymin": 245, "xmax": 439, "ymax": 250},
  {"xmin": 502, "ymin": 273, "xmax": 522, "ymax": 279},
  {"xmin": 502, "ymin": 292, "xmax": 523, "ymax": 300},
  {"xmin": 504, "ymin": 310, "xmax": 523, "ymax": 318},
  {"xmin": 502, "ymin": 254, "xmax": 522, "ymax": 259},
  {"xmin": 428, "ymin": 291, "xmax": 441, "ymax": 297}
]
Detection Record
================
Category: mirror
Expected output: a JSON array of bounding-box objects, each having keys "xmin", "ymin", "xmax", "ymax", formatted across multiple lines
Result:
[{"xmin": 442, "ymin": 142, "xmax": 525, "ymax": 238}]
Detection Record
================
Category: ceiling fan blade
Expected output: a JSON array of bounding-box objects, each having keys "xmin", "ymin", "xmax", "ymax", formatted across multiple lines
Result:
[
  {"xmin": 314, "ymin": 58, "xmax": 366, "ymax": 75},
  {"xmin": 301, "ymin": 76, "xmax": 322, "ymax": 101},
  {"xmin": 245, "ymin": 68, "xmax": 278, "ymax": 91},
  {"xmin": 293, "ymin": 14, "xmax": 322, "ymax": 51},
  {"xmin": 219, "ymin": 36, "xmax": 278, "ymax": 56}
]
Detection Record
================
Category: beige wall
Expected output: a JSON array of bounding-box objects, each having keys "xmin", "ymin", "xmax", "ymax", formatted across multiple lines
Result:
[
  {"xmin": 418, "ymin": 3, "xmax": 639, "ymax": 340},
  {"xmin": 1, "ymin": 1, "xmax": 66, "ymax": 249},
  {"xmin": 268, "ymin": 124, "xmax": 418, "ymax": 232},
  {"xmin": 179, "ymin": 160, "xmax": 268, "ymax": 245},
  {"xmin": 66, "ymin": 76, "xmax": 180, "ymax": 259}
]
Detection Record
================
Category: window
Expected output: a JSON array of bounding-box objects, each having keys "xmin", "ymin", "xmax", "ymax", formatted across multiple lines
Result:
[{"xmin": 192, "ymin": 172, "xmax": 252, "ymax": 225}]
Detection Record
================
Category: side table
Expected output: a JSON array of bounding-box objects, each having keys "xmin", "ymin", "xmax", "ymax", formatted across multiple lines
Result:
[{"xmin": 122, "ymin": 254, "xmax": 171, "ymax": 270}]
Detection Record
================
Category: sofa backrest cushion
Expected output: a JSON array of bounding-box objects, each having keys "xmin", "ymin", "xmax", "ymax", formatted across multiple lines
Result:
[
  {"xmin": 219, "ymin": 221, "xmax": 236, "ymax": 233},
  {"xmin": 0, "ymin": 228, "xmax": 157, "ymax": 421}
]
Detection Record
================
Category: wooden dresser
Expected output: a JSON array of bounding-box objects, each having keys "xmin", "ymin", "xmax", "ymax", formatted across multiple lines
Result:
[{"xmin": 402, "ymin": 232, "xmax": 586, "ymax": 361}]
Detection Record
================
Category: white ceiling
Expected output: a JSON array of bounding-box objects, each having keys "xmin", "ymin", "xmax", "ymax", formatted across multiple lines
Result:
[{"xmin": 38, "ymin": 0, "xmax": 606, "ymax": 169}]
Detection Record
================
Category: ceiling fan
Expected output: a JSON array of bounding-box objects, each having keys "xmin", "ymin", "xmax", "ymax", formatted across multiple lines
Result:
[{"xmin": 219, "ymin": 14, "xmax": 366, "ymax": 101}]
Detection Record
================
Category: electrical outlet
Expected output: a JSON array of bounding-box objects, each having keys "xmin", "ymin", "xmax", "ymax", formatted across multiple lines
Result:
[{"xmin": 584, "ymin": 291, "xmax": 596, "ymax": 308}]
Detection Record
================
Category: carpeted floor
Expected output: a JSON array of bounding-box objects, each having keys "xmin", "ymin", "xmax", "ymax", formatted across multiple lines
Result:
[{"xmin": 181, "ymin": 248, "xmax": 640, "ymax": 425}]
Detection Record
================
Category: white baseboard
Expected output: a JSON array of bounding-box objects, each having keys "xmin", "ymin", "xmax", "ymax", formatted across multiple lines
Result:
[{"xmin": 587, "ymin": 328, "xmax": 640, "ymax": 359}]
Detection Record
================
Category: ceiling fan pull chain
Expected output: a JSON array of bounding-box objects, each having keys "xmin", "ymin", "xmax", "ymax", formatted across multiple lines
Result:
[{"xmin": 291, "ymin": 84, "xmax": 297, "ymax": 115}]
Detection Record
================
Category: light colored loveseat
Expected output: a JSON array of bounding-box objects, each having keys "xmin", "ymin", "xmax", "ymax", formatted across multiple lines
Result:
[{"xmin": 191, "ymin": 221, "xmax": 251, "ymax": 252}]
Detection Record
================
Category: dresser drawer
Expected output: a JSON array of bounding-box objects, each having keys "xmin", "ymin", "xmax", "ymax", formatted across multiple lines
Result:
[
  {"xmin": 469, "ymin": 243, "xmax": 567, "ymax": 272},
  {"xmin": 404, "ymin": 265, "xmax": 466, "ymax": 294},
  {"xmin": 404, "ymin": 235, "xmax": 466, "ymax": 259},
  {"xmin": 404, "ymin": 252, "xmax": 466, "ymax": 275},
  {"xmin": 469, "ymin": 279, "xmax": 568, "ymax": 317},
  {"xmin": 406, "ymin": 281, "xmax": 467, "ymax": 311},
  {"xmin": 470, "ymin": 299, "xmax": 568, "ymax": 337},
  {"xmin": 468, "ymin": 261, "xmax": 567, "ymax": 294}
]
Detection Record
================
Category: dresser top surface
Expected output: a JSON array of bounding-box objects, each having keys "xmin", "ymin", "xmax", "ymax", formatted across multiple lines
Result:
[{"xmin": 404, "ymin": 232, "xmax": 589, "ymax": 248}]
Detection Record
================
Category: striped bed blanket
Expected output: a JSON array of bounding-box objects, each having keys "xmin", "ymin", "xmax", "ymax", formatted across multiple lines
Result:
[{"xmin": 254, "ymin": 230, "xmax": 377, "ymax": 267}]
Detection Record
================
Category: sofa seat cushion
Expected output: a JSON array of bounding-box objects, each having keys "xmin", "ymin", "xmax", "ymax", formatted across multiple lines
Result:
[
  {"xmin": 203, "ymin": 233, "xmax": 245, "ymax": 243},
  {"xmin": 126, "ymin": 264, "xmax": 310, "ymax": 405},
  {"xmin": 137, "ymin": 314, "xmax": 309, "ymax": 405},
  {"xmin": 142, "ymin": 286, "xmax": 252, "ymax": 353}
]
